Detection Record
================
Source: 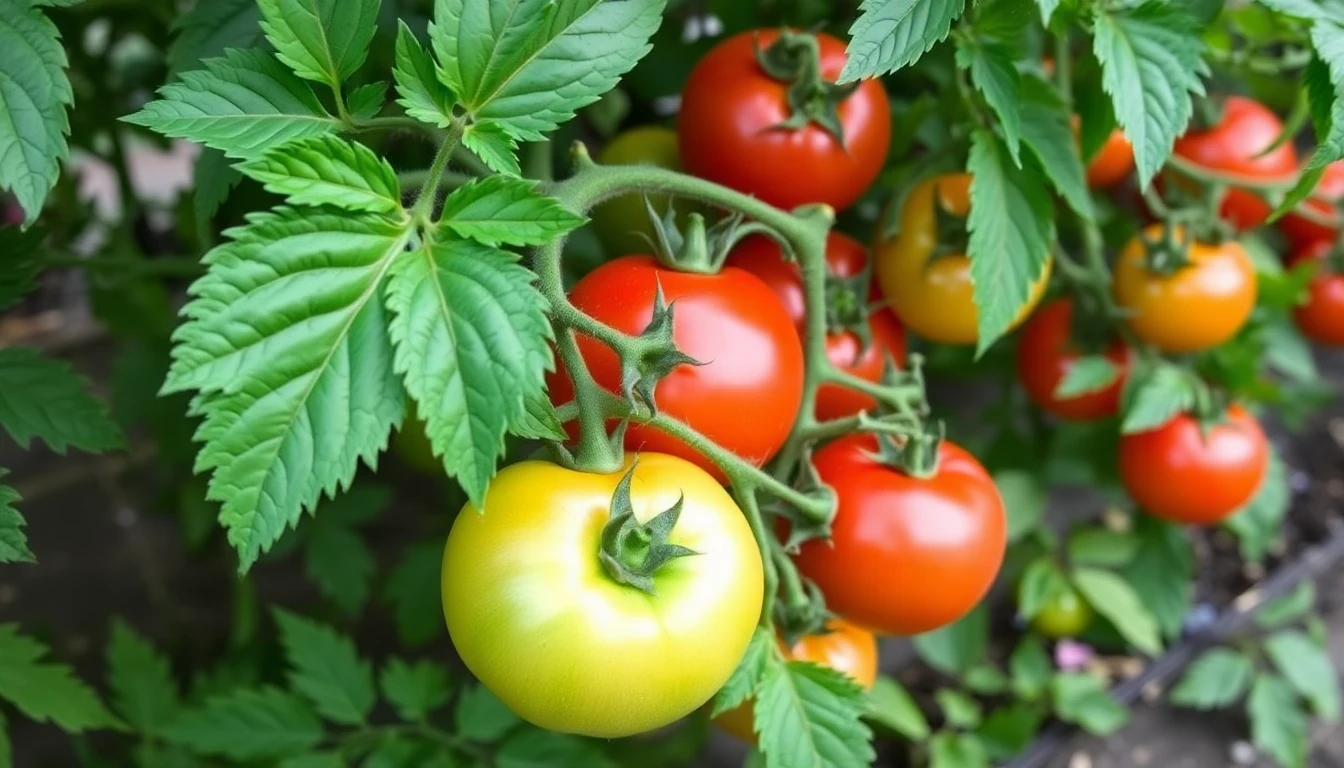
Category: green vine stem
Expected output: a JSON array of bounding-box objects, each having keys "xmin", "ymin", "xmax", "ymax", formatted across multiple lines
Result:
[{"xmin": 411, "ymin": 119, "xmax": 465, "ymax": 225}]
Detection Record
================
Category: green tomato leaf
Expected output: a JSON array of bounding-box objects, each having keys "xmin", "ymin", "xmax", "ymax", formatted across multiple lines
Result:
[
  {"xmin": 123, "ymin": 49, "xmax": 341, "ymax": 160},
  {"xmin": 462, "ymin": 120, "xmax": 522, "ymax": 176},
  {"xmin": 1016, "ymin": 557, "xmax": 1069, "ymax": 621},
  {"xmin": 1121, "ymin": 516, "xmax": 1194, "ymax": 641},
  {"xmin": 273, "ymin": 610, "xmax": 375, "ymax": 726},
  {"xmin": 1265, "ymin": 631, "xmax": 1342, "ymax": 722},
  {"xmin": 711, "ymin": 627, "xmax": 772, "ymax": 717},
  {"xmin": 0, "ymin": 624, "xmax": 122, "ymax": 732},
  {"xmin": 1262, "ymin": 319, "xmax": 1319, "ymax": 384},
  {"xmin": 168, "ymin": 0, "xmax": 264, "ymax": 75},
  {"xmin": 755, "ymin": 658, "xmax": 874, "ymax": 768},
  {"xmin": 194, "ymin": 149, "xmax": 244, "ymax": 230},
  {"xmin": 0, "ymin": 347, "xmax": 124, "ymax": 454},
  {"xmin": 107, "ymin": 621, "xmax": 180, "ymax": 732},
  {"xmin": 1224, "ymin": 447, "xmax": 1288, "ymax": 564},
  {"xmin": 1050, "ymin": 673, "xmax": 1129, "ymax": 735},
  {"xmin": 0, "ymin": 1, "xmax": 73, "ymax": 226},
  {"xmin": 393, "ymin": 20, "xmax": 456, "ymax": 129},
  {"xmin": 239, "ymin": 135, "xmax": 402, "ymax": 214},
  {"xmin": 966, "ymin": 129, "xmax": 1054, "ymax": 355},
  {"xmin": 1257, "ymin": 582, "xmax": 1316, "ymax": 630},
  {"xmin": 936, "ymin": 688, "xmax": 983, "ymax": 729},
  {"xmin": 510, "ymin": 392, "xmax": 567, "ymax": 441},
  {"xmin": 1072, "ymin": 567, "xmax": 1162, "ymax": 655},
  {"xmin": 0, "ymin": 711, "xmax": 11, "ymax": 768},
  {"xmin": 1092, "ymin": 1, "xmax": 1208, "ymax": 186},
  {"xmin": 385, "ymin": 239, "xmax": 552, "ymax": 508},
  {"xmin": 380, "ymin": 658, "xmax": 451, "ymax": 723},
  {"xmin": 1009, "ymin": 636, "xmax": 1053, "ymax": 700},
  {"xmin": 0, "ymin": 471, "xmax": 32, "ymax": 564},
  {"xmin": 494, "ymin": 727, "xmax": 613, "ymax": 768},
  {"xmin": 162, "ymin": 687, "xmax": 322, "ymax": 760},
  {"xmin": 163, "ymin": 209, "xmax": 410, "ymax": 570},
  {"xmin": 1020, "ymin": 75, "xmax": 1094, "ymax": 220},
  {"xmin": 977, "ymin": 702, "xmax": 1045, "ymax": 760},
  {"xmin": 456, "ymin": 684, "xmax": 520, "ymax": 742},
  {"xmin": 1054, "ymin": 355, "xmax": 1121, "ymax": 400},
  {"xmin": 1169, "ymin": 648, "xmax": 1254, "ymax": 710},
  {"xmin": 994, "ymin": 470, "xmax": 1045, "ymax": 543},
  {"xmin": 1037, "ymin": 0, "xmax": 1060, "ymax": 25},
  {"xmin": 963, "ymin": 664, "xmax": 1010, "ymax": 695},
  {"xmin": 256, "ymin": 0, "xmax": 380, "ymax": 89},
  {"xmin": 865, "ymin": 676, "xmax": 930, "ymax": 741},
  {"xmin": 1067, "ymin": 528, "xmax": 1139, "ymax": 568},
  {"xmin": 0, "ymin": 226, "xmax": 43, "ymax": 312},
  {"xmin": 958, "ymin": 41, "xmax": 1022, "ymax": 165},
  {"xmin": 304, "ymin": 523, "xmax": 375, "ymax": 616},
  {"xmin": 914, "ymin": 604, "xmax": 989, "ymax": 675},
  {"xmin": 1277, "ymin": 22, "xmax": 1344, "ymax": 217},
  {"xmin": 1249, "ymin": 674, "xmax": 1309, "ymax": 768},
  {"xmin": 434, "ymin": 0, "xmax": 667, "ymax": 141},
  {"xmin": 1120, "ymin": 360, "xmax": 1198, "ymax": 434},
  {"xmin": 440, "ymin": 175, "xmax": 585, "ymax": 247},
  {"xmin": 840, "ymin": 0, "xmax": 967, "ymax": 83},
  {"xmin": 346, "ymin": 82, "xmax": 386, "ymax": 120},
  {"xmin": 929, "ymin": 732, "xmax": 989, "ymax": 768},
  {"xmin": 383, "ymin": 539, "xmax": 445, "ymax": 647}
]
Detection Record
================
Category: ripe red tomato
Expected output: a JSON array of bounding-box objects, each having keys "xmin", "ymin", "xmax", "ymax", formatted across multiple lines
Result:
[
  {"xmin": 1172, "ymin": 97, "xmax": 1298, "ymax": 231},
  {"xmin": 1279, "ymin": 160, "xmax": 1344, "ymax": 251},
  {"xmin": 1118, "ymin": 405, "xmax": 1268, "ymax": 525},
  {"xmin": 713, "ymin": 619, "xmax": 878, "ymax": 742},
  {"xmin": 678, "ymin": 29, "xmax": 891, "ymax": 212},
  {"xmin": 1015, "ymin": 299, "xmax": 1131, "ymax": 421},
  {"xmin": 548, "ymin": 256, "xmax": 804, "ymax": 478},
  {"xmin": 726, "ymin": 231, "xmax": 906, "ymax": 420},
  {"xmin": 794, "ymin": 434, "xmax": 1007, "ymax": 636},
  {"xmin": 1086, "ymin": 130, "xmax": 1135, "ymax": 189},
  {"xmin": 1112, "ymin": 224, "xmax": 1257, "ymax": 354},
  {"xmin": 1288, "ymin": 241, "xmax": 1344, "ymax": 346}
]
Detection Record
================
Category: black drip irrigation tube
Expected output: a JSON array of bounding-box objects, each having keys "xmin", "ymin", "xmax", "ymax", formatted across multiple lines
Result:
[{"xmin": 1006, "ymin": 519, "xmax": 1344, "ymax": 768}]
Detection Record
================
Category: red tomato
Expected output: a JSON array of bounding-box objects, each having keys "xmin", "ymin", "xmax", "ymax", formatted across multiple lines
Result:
[
  {"xmin": 1172, "ymin": 97, "xmax": 1298, "ymax": 231},
  {"xmin": 1015, "ymin": 300, "xmax": 1131, "ymax": 421},
  {"xmin": 548, "ymin": 256, "xmax": 804, "ymax": 478},
  {"xmin": 1279, "ymin": 160, "xmax": 1344, "ymax": 250},
  {"xmin": 1288, "ymin": 241, "xmax": 1344, "ymax": 346},
  {"xmin": 1118, "ymin": 405, "xmax": 1268, "ymax": 525},
  {"xmin": 794, "ymin": 435, "xmax": 1007, "ymax": 636},
  {"xmin": 1086, "ymin": 130, "xmax": 1135, "ymax": 189},
  {"xmin": 725, "ymin": 232, "xmax": 906, "ymax": 420},
  {"xmin": 678, "ymin": 29, "xmax": 891, "ymax": 212}
]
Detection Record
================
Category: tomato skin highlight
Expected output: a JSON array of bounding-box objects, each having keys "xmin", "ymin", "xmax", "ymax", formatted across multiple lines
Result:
[
  {"xmin": 1015, "ymin": 299, "xmax": 1131, "ymax": 422},
  {"xmin": 1030, "ymin": 586, "xmax": 1093, "ymax": 639},
  {"xmin": 590, "ymin": 126, "xmax": 686, "ymax": 257},
  {"xmin": 726, "ymin": 231, "xmax": 906, "ymax": 420},
  {"xmin": 441, "ymin": 455, "xmax": 764, "ymax": 738},
  {"xmin": 795, "ymin": 435, "xmax": 1007, "ymax": 636},
  {"xmin": 1113, "ymin": 225, "xmax": 1257, "ymax": 354},
  {"xmin": 714, "ymin": 619, "xmax": 878, "ymax": 742},
  {"xmin": 677, "ymin": 29, "xmax": 891, "ymax": 212},
  {"xmin": 548, "ymin": 256, "xmax": 805, "ymax": 478},
  {"xmin": 1118, "ymin": 405, "xmax": 1269, "ymax": 526},
  {"xmin": 1288, "ymin": 241, "xmax": 1344, "ymax": 346},
  {"xmin": 1172, "ymin": 96, "xmax": 1298, "ymax": 231},
  {"xmin": 875, "ymin": 174, "xmax": 1050, "ymax": 346},
  {"xmin": 1279, "ymin": 160, "xmax": 1344, "ymax": 250},
  {"xmin": 1086, "ymin": 130, "xmax": 1135, "ymax": 189}
]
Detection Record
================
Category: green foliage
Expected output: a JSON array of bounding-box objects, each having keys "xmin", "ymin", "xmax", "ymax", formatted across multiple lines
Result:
[
  {"xmin": 106, "ymin": 621, "xmax": 181, "ymax": 732},
  {"xmin": 966, "ymin": 129, "xmax": 1054, "ymax": 353},
  {"xmin": 0, "ymin": 347, "xmax": 125, "ymax": 454},
  {"xmin": 439, "ymin": 176, "xmax": 586, "ymax": 247},
  {"xmin": 711, "ymin": 627, "xmax": 772, "ymax": 717},
  {"xmin": 754, "ymin": 657, "xmax": 875, "ymax": 768},
  {"xmin": 162, "ymin": 687, "xmax": 324, "ymax": 760},
  {"xmin": 394, "ymin": 20, "xmax": 456, "ymax": 129},
  {"xmin": 168, "ymin": 0, "xmax": 265, "ymax": 75},
  {"xmin": 1122, "ymin": 517, "xmax": 1194, "ymax": 641},
  {"xmin": 238, "ymin": 135, "xmax": 403, "ymax": 214},
  {"xmin": 1073, "ymin": 567, "xmax": 1162, "ymax": 655},
  {"xmin": 1265, "ymin": 631, "xmax": 1342, "ymax": 722},
  {"xmin": 1250, "ymin": 674, "xmax": 1309, "ymax": 768},
  {"xmin": 841, "ymin": 0, "xmax": 967, "ymax": 82},
  {"xmin": 0, "ymin": 624, "xmax": 122, "ymax": 733},
  {"xmin": 0, "ymin": 1, "xmax": 72, "ymax": 225},
  {"xmin": 1017, "ymin": 558, "xmax": 1069, "ymax": 621},
  {"xmin": 0, "ymin": 472, "xmax": 31, "ymax": 564},
  {"xmin": 0, "ymin": 227, "xmax": 44, "ymax": 312},
  {"xmin": 935, "ymin": 688, "xmax": 983, "ymax": 729},
  {"xmin": 995, "ymin": 470, "xmax": 1046, "ymax": 543},
  {"xmin": 1050, "ymin": 673, "xmax": 1129, "ymax": 735},
  {"xmin": 274, "ymin": 610, "xmax": 376, "ymax": 725},
  {"xmin": 1019, "ymin": 75, "xmax": 1094, "ymax": 220},
  {"xmin": 1055, "ymin": 356, "xmax": 1122, "ymax": 399},
  {"xmin": 914, "ymin": 605, "xmax": 989, "ymax": 675},
  {"xmin": 866, "ymin": 676, "xmax": 930, "ymax": 741},
  {"xmin": 929, "ymin": 731, "xmax": 988, "ymax": 768},
  {"xmin": 256, "ymin": 0, "xmax": 380, "ymax": 91},
  {"xmin": 1225, "ymin": 448, "xmax": 1290, "ymax": 563},
  {"xmin": 1091, "ymin": 1, "xmax": 1208, "ymax": 185},
  {"xmin": 380, "ymin": 658, "xmax": 452, "ymax": 723},
  {"xmin": 1170, "ymin": 648, "xmax": 1255, "ymax": 709}
]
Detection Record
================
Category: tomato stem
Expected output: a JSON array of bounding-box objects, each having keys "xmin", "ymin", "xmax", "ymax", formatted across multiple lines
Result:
[{"xmin": 410, "ymin": 119, "xmax": 465, "ymax": 225}]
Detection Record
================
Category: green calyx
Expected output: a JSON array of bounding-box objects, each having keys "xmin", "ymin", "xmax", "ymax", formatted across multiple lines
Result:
[
  {"xmin": 598, "ymin": 461, "xmax": 698, "ymax": 594},
  {"xmin": 619, "ymin": 283, "xmax": 703, "ymax": 413},
  {"xmin": 754, "ymin": 29, "xmax": 858, "ymax": 145},
  {"xmin": 1140, "ymin": 223, "xmax": 1195, "ymax": 276},
  {"xmin": 645, "ymin": 202, "xmax": 740, "ymax": 274},
  {"xmin": 868, "ymin": 421, "xmax": 945, "ymax": 479},
  {"xmin": 1188, "ymin": 96, "xmax": 1227, "ymax": 134},
  {"xmin": 824, "ymin": 270, "xmax": 874, "ymax": 342},
  {"xmin": 780, "ymin": 453, "xmax": 838, "ymax": 551}
]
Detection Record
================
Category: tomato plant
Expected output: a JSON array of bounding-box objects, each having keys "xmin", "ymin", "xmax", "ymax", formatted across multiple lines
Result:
[
  {"xmin": 794, "ymin": 434, "xmax": 1007, "ymax": 636},
  {"xmin": 1288, "ymin": 240, "xmax": 1344, "ymax": 347},
  {"xmin": 1279, "ymin": 160, "xmax": 1344, "ymax": 250},
  {"xmin": 589, "ymin": 126, "xmax": 686, "ymax": 257},
  {"xmin": 1016, "ymin": 299, "xmax": 1131, "ymax": 422},
  {"xmin": 1031, "ymin": 585, "xmax": 1093, "ymax": 639}
]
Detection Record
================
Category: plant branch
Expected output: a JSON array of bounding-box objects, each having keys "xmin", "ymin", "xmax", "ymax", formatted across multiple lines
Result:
[{"xmin": 410, "ymin": 120, "xmax": 466, "ymax": 224}]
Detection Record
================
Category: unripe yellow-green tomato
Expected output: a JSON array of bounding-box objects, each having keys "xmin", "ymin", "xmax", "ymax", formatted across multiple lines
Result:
[
  {"xmin": 589, "ymin": 126, "xmax": 685, "ymax": 257},
  {"xmin": 1031, "ymin": 585, "xmax": 1093, "ymax": 639}
]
